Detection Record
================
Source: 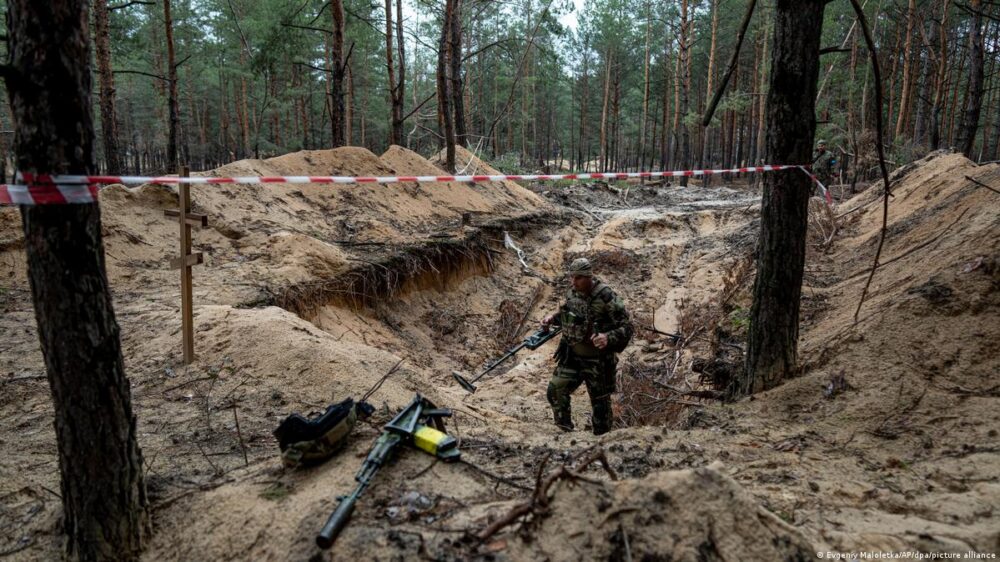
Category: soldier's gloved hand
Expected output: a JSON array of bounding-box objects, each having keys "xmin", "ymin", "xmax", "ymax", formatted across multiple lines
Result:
[
  {"xmin": 541, "ymin": 314, "xmax": 555, "ymax": 332},
  {"xmin": 591, "ymin": 333, "xmax": 609, "ymax": 350}
]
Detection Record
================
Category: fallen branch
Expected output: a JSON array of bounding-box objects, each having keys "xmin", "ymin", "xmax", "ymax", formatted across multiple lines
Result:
[
  {"xmin": 475, "ymin": 448, "xmax": 618, "ymax": 542},
  {"xmin": 232, "ymin": 405, "xmax": 249, "ymax": 467},
  {"xmin": 360, "ymin": 358, "xmax": 404, "ymax": 403},
  {"xmin": 163, "ymin": 375, "xmax": 216, "ymax": 393},
  {"xmin": 965, "ymin": 175, "xmax": 1000, "ymax": 195},
  {"xmin": 842, "ymin": 207, "xmax": 968, "ymax": 281},
  {"xmin": 195, "ymin": 441, "xmax": 222, "ymax": 476},
  {"xmin": 1, "ymin": 373, "xmax": 46, "ymax": 383},
  {"xmin": 459, "ymin": 459, "xmax": 532, "ymax": 492},
  {"xmin": 568, "ymin": 200, "xmax": 602, "ymax": 221}
]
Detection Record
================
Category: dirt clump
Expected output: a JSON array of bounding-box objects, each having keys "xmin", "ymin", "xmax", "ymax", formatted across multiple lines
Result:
[{"xmin": 500, "ymin": 464, "xmax": 815, "ymax": 562}]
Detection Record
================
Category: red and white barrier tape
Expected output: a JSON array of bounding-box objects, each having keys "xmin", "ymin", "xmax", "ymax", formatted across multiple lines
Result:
[
  {"xmin": 796, "ymin": 165, "xmax": 833, "ymax": 205},
  {"xmin": 0, "ymin": 165, "xmax": 830, "ymax": 206}
]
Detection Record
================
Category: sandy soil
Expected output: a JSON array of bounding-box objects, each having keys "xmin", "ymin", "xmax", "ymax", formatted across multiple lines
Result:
[{"xmin": 0, "ymin": 148, "xmax": 997, "ymax": 561}]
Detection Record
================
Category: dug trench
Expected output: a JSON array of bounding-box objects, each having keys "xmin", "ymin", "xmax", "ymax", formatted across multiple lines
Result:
[{"xmin": 0, "ymin": 148, "xmax": 997, "ymax": 561}]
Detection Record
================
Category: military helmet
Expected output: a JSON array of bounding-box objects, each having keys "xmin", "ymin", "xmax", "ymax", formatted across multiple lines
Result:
[
  {"xmin": 273, "ymin": 398, "xmax": 374, "ymax": 468},
  {"xmin": 817, "ymin": 139, "xmax": 827, "ymax": 147},
  {"xmin": 567, "ymin": 257, "xmax": 593, "ymax": 277}
]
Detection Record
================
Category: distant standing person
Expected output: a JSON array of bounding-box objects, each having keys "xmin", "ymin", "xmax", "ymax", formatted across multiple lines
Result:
[
  {"xmin": 541, "ymin": 258, "xmax": 633, "ymax": 435},
  {"xmin": 812, "ymin": 139, "xmax": 837, "ymax": 187}
]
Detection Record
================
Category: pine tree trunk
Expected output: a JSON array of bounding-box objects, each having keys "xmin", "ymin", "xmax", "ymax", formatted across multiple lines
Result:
[
  {"xmin": 885, "ymin": 21, "xmax": 904, "ymax": 144},
  {"xmin": 754, "ymin": 15, "xmax": 769, "ymax": 169},
  {"xmin": 93, "ymin": 0, "xmax": 121, "ymax": 175},
  {"xmin": 912, "ymin": 19, "xmax": 934, "ymax": 147},
  {"xmin": 738, "ymin": 0, "xmax": 826, "ymax": 397},
  {"xmin": 930, "ymin": 0, "xmax": 950, "ymax": 149},
  {"xmin": 164, "ymin": 0, "xmax": 179, "ymax": 171},
  {"xmin": 331, "ymin": 0, "xmax": 346, "ymax": 147},
  {"xmin": 661, "ymin": 38, "xmax": 671, "ymax": 169},
  {"xmin": 345, "ymin": 62, "xmax": 354, "ymax": 144},
  {"xmin": 956, "ymin": 0, "xmax": 985, "ymax": 158},
  {"xmin": 702, "ymin": 0, "xmax": 719, "ymax": 179},
  {"xmin": 946, "ymin": 46, "xmax": 967, "ymax": 147},
  {"xmin": 894, "ymin": 0, "xmax": 917, "ymax": 139},
  {"xmin": 0, "ymin": 102, "xmax": 8, "ymax": 181},
  {"xmin": 579, "ymin": 34, "xmax": 590, "ymax": 170},
  {"xmin": 5, "ymin": 1, "xmax": 149, "ymax": 559},
  {"xmin": 385, "ymin": 0, "xmax": 402, "ymax": 146},
  {"xmin": 722, "ymin": 66, "xmax": 738, "ymax": 176},
  {"xmin": 679, "ymin": 0, "xmax": 691, "ymax": 186},
  {"xmin": 395, "ymin": 0, "xmax": 406, "ymax": 146},
  {"xmin": 610, "ymin": 64, "xmax": 621, "ymax": 170},
  {"xmin": 980, "ymin": 75, "xmax": 997, "ymax": 161},
  {"xmin": 989, "ymin": 22, "xmax": 1000, "ymax": 162},
  {"xmin": 748, "ymin": 33, "xmax": 761, "ymax": 165},
  {"xmin": 671, "ymin": 34, "xmax": 682, "ymax": 169},
  {"xmin": 639, "ymin": 0, "xmax": 651, "ymax": 175},
  {"xmin": 451, "ymin": 0, "xmax": 467, "ymax": 147},
  {"xmin": 991, "ymin": 103, "xmax": 1000, "ymax": 161},
  {"xmin": 600, "ymin": 50, "xmax": 612, "ymax": 171},
  {"xmin": 438, "ymin": 0, "xmax": 457, "ymax": 171}
]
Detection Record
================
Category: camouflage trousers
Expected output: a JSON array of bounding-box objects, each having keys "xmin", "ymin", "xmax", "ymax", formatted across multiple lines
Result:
[
  {"xmin": 546, "ymin": 355, "xmax": 616, "ymax": 435},
  {"xmin": 815, "ymin": 171, "xmax": 833, "ymax": 189}
]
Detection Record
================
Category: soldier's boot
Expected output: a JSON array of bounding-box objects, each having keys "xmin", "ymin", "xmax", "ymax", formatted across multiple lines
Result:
[
  {"xmin": 547, "ymin": 377, "xmax": 576, "ymax": 431},
  {"xmin": 585, "ymin": 365, "xmax": 615, "ymax": 436},
  {"xmin": 590, "ymin": 394, "xmax": 613, "ymax": 436},
  {"xmin": 554, "ymin": 413, "xmax": 574, "ymax": 432}
]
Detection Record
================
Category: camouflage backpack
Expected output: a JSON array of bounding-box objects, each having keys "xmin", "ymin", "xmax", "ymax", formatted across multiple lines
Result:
[{"xmin": 273, "ymin": 398, "xmax": 374, "ymax": 468}]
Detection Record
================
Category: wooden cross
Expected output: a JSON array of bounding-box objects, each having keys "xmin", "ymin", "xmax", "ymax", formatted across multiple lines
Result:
[{"xmin": 165, "ymin": 166, "xmax": 208, "ymax": 364}]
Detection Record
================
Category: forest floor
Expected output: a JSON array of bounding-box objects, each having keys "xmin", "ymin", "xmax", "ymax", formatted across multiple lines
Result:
[{"xmin": 0, "ymin": 147, "xmax": 998, "ymax": 561}]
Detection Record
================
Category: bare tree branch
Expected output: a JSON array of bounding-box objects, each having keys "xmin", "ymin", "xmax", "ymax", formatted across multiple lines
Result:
[
  {"xmin": 702, "ymin": 0, "xmax": 757, "ymax": 126},
  {"xmin": 293, "ymin": 61, "xmax": 331, "ymax": 74},
  {"xmin": 849, "ymin": 0, "xmax": 894, "ymax": 322},
  {"xmin": 109, "ymin": 0, "xmax": 155, "ymax": 11},
  {"xmin": 113, "ymin": 69, "xmax": 169, "ymax": 82},
  {"xmin": 401, "ymin": 92, "xmax": 436, "ymax": 122},
  {"xmin": 173, "ymin": 53, "xmax": 192, "ymax": 69},
  {"xmin": 281, "ymin": 22, "xmax": 332, "ymax": 35}
]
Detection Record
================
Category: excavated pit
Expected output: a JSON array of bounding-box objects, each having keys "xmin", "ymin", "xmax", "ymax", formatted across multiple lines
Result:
[
  {"xmin": 269, "ymin": 213, "xmax": 560, "ymax": 317},
  {"xmin": 2, "ymin": 149, "xmax": 998, "ymax": 561}
]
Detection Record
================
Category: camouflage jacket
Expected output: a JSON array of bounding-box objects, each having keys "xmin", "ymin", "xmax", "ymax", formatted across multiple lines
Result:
[
  {"xmin": 812, "ymin": 149, "xmax": 836, "ymax": 179},
  {"xmin": 553, "ymin": 278, "xmax": 633, "ymax": 358}
]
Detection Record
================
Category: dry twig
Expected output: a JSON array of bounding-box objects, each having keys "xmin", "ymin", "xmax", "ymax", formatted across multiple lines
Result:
[
  {"xmin": 361, "ymin": 358, "xmax": 404, "ymax": 403},
  {"xmin": 232, "ymin": 405, "xmax": 249, "ymax": 467},
  {"xmin": 965, "ymin": 175, "xmax": 1000, "ymax": 195},
  {"xmin": 475, "ymin": 448, "xmax": 618, "ymax": 542}
]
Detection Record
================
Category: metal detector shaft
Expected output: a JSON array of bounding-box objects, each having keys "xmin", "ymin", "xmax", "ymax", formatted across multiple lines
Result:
[
  {"xmin": 471, "ymin": 342, "xmax": 527, "ymax": 384},
  {"xmin": 452, "ymin": 326, "xmax": 561, "ymax": 392}
]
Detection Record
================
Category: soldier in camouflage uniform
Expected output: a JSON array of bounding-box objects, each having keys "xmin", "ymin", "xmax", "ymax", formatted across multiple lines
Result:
[
  {"xmin": 812, "ymin": 139, "xmax": 837, "ymax": 188},
  {"xmin": 541, "ymin": 258, "xmax": 633, "ymax": 435}
]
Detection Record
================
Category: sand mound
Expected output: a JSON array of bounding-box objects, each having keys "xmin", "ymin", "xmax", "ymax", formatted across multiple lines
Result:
[
  {"xmin": 715, "ymin": 151, "xmax": 1000, "ymax": 554},
  {"xmin": 381, "ymin": 145, "xmax": 448, "ymax": 175},
  {"xmin": 503, "ymin": 464, "xmax": 814, "ymax": 561},
  {"xmin": 0, "ymin": 145, "xmax": 553, "ymax": 300}
]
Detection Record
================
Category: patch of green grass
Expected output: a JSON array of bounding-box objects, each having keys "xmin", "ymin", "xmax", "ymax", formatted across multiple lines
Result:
[{"xmin": 727, "ymin": 307, "xmax": 751, "ymax": 331}]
